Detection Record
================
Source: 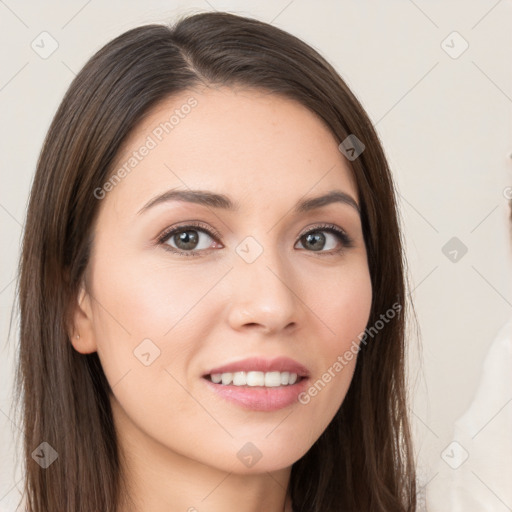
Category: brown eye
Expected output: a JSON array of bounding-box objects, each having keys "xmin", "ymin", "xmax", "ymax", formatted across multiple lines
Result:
[
  {"xmin": 158, "ymin": 222, "xmax": 222, "ymax": 257},
  {"xmin": 169, "ymin": 229, "xmax": 203, "ymax": 251},
  {"xmin": 295, "ymin": 225, "xmax": 353, "ymax": 254},
  {"xmin": 300, "ymin": 231, "xmax": 327, "ymax": 251}
]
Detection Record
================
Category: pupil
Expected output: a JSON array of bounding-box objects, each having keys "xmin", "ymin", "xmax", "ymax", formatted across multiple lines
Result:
[
  {"xmin": 175, "ymin": 230, "xmax": 199, "ymax": 250},
  {"xmin": 304, "ymin": 232, "xmax": 325, "ymax": 251}
]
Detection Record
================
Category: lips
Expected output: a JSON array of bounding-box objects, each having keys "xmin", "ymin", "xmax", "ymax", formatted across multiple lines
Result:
[
  {"xmin": 203, "ymin": 356, "xmax": 310, "ymax": 378},
  {"xmin": 202, "ymin": 356, "xmax": 311, "ymax": 411}
]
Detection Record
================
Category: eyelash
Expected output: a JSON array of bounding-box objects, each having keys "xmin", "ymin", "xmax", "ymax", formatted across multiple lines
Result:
[{"xmin": 157, "ymin": 221, "xmax": 354, "ymax": 258}]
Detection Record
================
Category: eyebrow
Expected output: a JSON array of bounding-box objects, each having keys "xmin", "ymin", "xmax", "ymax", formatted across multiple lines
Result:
[{"xmin": 137, "ymin": 188, "xmax": 360, "ymax": 216}]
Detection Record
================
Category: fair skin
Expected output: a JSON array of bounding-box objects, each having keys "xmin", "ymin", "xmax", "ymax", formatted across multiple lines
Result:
[{"xmin": 71, "ymin": 86, "xmax": 372, "ymax": 512}]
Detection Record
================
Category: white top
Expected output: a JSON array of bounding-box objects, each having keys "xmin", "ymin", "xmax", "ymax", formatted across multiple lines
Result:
[{"xmin": 430, "ymin": 318, "xmax": 512, "ymax": 511}]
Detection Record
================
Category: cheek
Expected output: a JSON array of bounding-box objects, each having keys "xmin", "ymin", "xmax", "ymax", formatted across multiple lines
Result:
[
  {"xmin": 311, "ymin": 260, "xmax": 373, "ymax": 353},
  {"xmin": 90, "ymin": 246, "xmax": 225, "ymax": 344},
  {"xmin": 88, "ymin": 251, "xmax": 227, "ymax": 404},
  {"xmin": 89, "ymin": 256, "xmax": 211, "ymax": 440},
  {"xmin": 296, "ymin": 261, "xmax": 372, "ymax": 418}
]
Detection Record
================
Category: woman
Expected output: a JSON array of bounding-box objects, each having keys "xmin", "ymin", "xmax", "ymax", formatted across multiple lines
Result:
[{"xmin": 14, "ymin": 11, "xmax": 417, "ymax": 512}]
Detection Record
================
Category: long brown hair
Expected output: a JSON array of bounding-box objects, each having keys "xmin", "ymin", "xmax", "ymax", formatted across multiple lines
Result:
[{"xmin": 13, "ymin": 11, "xmax": 416, "ymax": 511}]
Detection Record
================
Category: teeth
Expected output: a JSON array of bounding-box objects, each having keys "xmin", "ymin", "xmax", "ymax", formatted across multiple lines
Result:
[
  {"xmin": 208, "ymin": 371, "xmax": 300, "ymax": 387},
  {"xmin": 264, "ymin": 371, "xmax": 281, "ymax": 387},
  {"xmin": 221, "ymin": 372, "xmax": 233, "ymax": 385},
  {"xmin": 246, "ymin": 371, "xmax": 264, "ymax": 386},
  {"xmin": 233, "ymin": 372, "xmax": 246, "ymax": 386}
]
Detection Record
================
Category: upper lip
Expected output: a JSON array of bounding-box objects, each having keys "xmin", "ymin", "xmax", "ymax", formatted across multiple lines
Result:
[{"xmin": 203, "ymin": 357, "xmax": 310, "ymax": 378}]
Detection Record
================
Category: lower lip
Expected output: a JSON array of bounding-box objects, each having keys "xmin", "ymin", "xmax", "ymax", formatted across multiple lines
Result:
[{"xmin": 203, "ymin": 377, "xmax": 309, "ymax": 411}]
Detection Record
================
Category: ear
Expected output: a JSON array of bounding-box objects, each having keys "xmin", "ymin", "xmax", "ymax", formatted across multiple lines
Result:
[{"xmin": 68, "ymin": 281, "xmax": 97, "ymax": 354}]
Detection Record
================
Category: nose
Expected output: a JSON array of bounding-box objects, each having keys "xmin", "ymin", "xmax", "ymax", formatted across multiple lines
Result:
[{"xmin": 226, "ymin": 240, "xmax": 301, "ymax": 335}]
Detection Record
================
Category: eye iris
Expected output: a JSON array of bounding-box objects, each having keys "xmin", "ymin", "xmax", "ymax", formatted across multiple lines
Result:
[
  {"xmin": 175, "ymin": 230, "xmax": 199, "ymax": 250},
  {"xmin": 303, "ymin": 232, "xmax": 326, "ymax": 251}
]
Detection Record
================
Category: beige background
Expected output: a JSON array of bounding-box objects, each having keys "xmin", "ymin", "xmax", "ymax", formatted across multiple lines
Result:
[{"xmin": 1, "ymin": 1, "xmax": 511, "ymax": 510}]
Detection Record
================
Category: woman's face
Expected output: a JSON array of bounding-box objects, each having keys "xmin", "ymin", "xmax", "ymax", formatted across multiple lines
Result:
[{"xmin": 73, "ymin": 86, "xmax": 372, "ymax": 474}]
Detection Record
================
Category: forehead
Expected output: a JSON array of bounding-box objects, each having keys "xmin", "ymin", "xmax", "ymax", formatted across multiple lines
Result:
[{"xmin": 106, "ymin": 86, "xmax": 359, "ymax": 212}]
